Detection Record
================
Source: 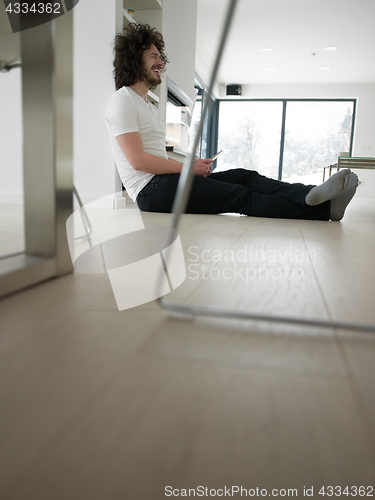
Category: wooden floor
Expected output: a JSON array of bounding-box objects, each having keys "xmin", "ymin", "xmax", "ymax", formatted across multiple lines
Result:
[{"xmin": 1, "ymin": 197, "xmax": 375, "ymax": 499}]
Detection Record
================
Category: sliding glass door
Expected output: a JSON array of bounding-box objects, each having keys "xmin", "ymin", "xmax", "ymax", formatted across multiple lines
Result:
[
  {"xmin": 217, "ymin": 99, "xmax": 355, "ymax": 182},
  {"xmin": 217, "ymin": 101, "xmax": 283, "ymax": 179},
  {"xmin": 282, "ymin": 100, "xmax": 355, "ymax": 184}
]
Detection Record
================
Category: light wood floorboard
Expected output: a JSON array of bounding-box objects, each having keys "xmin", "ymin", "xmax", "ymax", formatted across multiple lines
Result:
[{"xmin": 1, "ymin": 197, "xmax": 375, "ymax": 499}]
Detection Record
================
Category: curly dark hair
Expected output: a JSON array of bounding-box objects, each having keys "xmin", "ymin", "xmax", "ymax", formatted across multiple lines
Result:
[{"xmin": 113, "ymin": 23, "xmax": 169, "ymax": 91}]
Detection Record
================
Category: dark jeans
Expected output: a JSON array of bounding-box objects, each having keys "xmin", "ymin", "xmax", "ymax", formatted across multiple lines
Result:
[{"xmin": 137, "ymin": 168, "xmax": 331, "ymax": 220}]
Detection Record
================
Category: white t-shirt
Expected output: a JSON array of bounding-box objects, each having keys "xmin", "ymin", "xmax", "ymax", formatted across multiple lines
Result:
[{"xmin": 105, "ymin": 86, "xmax": 168, "ymax": 202}]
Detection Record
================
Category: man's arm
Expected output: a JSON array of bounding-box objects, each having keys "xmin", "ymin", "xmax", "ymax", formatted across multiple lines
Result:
[{"xmin": 116, "ymin": 132, "xmax": 212, "ymax": 176}]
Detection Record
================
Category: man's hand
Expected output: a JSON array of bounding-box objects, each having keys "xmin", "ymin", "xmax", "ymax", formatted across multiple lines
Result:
[
  {"xmin": 116, "ymin": 132, "xmax": 214, "ymax": 177},
  {"xmin": 193, "ymin": 158, "xmax": 213, "ymax": 177}
]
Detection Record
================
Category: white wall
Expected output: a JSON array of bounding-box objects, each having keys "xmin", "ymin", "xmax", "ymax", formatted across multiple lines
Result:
[
  {"xmin": 0, "ymin": 0, "xmax": 122, "ymax": 204},
  {"xmin": 73, "ymin": 0, "xmax": 123, "ymax": 202},
  {"xmin": 218, "ymin": 82, "xmax": 375, "ymax": 197},
  {"xmin": 162, "ymin": 0, "xmax": 198, "ymax": 103},
  {"xmin": 132, "ymin": 0, "xmax": 198, "ymax": 124},
  {"xmin": 74, "ymin": 0, "xmax": 198, "ymax": 201},
  {"xmin": 0, "ymin": 0, "xmax": 197, "ymax": 205},
  {"xmin": 0, "ymin": 68, "xmax": 23, "ymax": 203}
]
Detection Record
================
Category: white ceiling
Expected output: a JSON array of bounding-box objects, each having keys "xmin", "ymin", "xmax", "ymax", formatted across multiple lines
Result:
[{"xmin": 196, "ymin": 0, "xmax": 375, "ymax": 85}]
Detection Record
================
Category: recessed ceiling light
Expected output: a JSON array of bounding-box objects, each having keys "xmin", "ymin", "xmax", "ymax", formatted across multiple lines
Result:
[
  {"xmin": 266, "ymin": 67, "xmax": 276, "ymax": 71},
  {"xmin": 325, "ymin": 46, "xmax": 338, "ymax": 51},
  {"xmin": 319, "ymin": 66, "xmax": 330, "ymax": 71},
  {"xmin": 262, "ymin": 48, "xmax": 274, "ymax": 52}
]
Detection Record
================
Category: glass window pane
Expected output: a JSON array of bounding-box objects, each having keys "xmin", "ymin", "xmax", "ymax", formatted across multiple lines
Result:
[
  {"xmin": 282, "ymin": 101, "xmax": 354, "ymax": 184},
  {"xmin": 0, "ymin": 68, "xmax": 24, "ymax": 257},
  {"xmin": 166, "ymin": 101, "xmax": 183, "ymax": 152},
  {"xmin": 165, "ymin": 90, "xmax": 200, "ymax": 156},
  {"xmin": 189, "ymin": 94, "xmax": 211, "ymax": 159},
  {"xmin": 217, "ymin": 101, "xmax": 283, "ymax": 179},
  {"xmin": 189, "ymin": 94, "xmax": 204, "ymax": 157}
]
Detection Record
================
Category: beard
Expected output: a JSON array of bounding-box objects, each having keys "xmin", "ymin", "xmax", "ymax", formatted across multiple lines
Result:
[{"xmin": 141, "ymin": 66, "xmax": 162, "ymax": 90}]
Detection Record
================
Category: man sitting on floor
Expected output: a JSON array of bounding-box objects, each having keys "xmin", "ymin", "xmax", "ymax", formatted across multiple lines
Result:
[{"xmin": 105, "ymin": 23, "xmax": 358, "ymax": 221}]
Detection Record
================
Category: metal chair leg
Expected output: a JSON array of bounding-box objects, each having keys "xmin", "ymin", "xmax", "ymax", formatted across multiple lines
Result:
[
  {"xmin": 73, "ymin": 184, "xmax": 93, "ymax": 242},
  {"xmin": 156, "ymin": 0, "xmax": 375, "ymax": 334}
]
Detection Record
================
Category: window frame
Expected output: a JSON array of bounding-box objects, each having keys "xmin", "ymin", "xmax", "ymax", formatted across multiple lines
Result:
[{"xmin": 214, "ymin": 98, "xmax": 357, "ymax": 180}]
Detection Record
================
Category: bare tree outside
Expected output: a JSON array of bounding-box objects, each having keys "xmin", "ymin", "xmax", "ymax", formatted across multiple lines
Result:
[
  {"xmin": 217, "ymin": 101, "xmax": 282, "ymax": 179},
  {"xmin": 283, "ymin": 103, "xmax": 354, "ymax": 182},
  {"xmin": 216, "ymin": 100, "xmax": 354, "ymax": 186}
]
